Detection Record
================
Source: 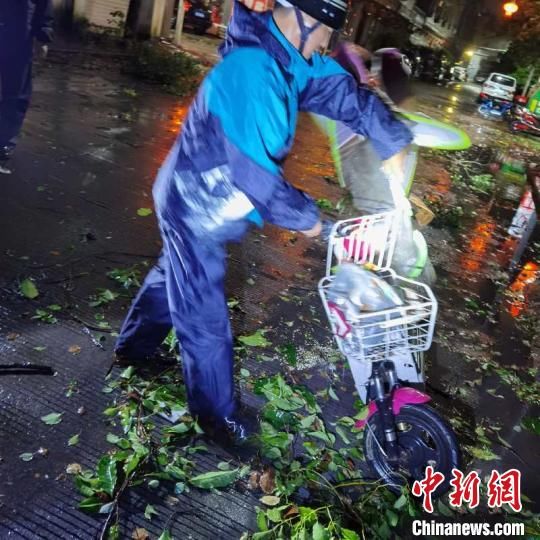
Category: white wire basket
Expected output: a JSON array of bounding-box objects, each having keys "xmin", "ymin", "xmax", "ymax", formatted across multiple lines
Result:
[
  {"xmin": 319, "ymin": 269, "xmax": 437, "ymax": 363},
  {"xmin": 324, "ymin": 211, "xmax": 398, "ymax": 276}
]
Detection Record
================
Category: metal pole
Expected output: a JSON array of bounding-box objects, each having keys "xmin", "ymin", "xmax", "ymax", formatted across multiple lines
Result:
[{"xmin": 174, "ymin": 0, "xmax": 185, "ymax": 46}]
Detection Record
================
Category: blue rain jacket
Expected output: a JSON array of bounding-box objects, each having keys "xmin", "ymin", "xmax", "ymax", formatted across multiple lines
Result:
[{"xmin": 154, "ymin": 1, "xmax": 412, "ymax": 238}]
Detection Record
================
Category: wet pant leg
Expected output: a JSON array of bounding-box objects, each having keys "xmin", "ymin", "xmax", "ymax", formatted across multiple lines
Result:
[{"xmin": 115, "ymin": 253, "xmax": 173, "ymax": 358}]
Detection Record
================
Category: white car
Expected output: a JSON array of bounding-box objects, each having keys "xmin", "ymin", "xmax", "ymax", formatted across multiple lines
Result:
[{"xmin": 479, "ymin": 73, "xmax": 517, "ymax": 102}]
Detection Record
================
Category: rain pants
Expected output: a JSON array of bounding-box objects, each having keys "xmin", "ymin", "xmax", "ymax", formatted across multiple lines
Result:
[
  {"xmin": 0, "ymin": 0, "xmax": 53, "ymax": 151},
  {"xmin": 115, "ymin": 1, "xmax": 412, "ymax": 420}
]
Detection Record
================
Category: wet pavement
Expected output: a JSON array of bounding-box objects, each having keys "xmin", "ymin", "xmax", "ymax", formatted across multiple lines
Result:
[{"xmin": 0, "ymin": 47, "xmax": 539, "ymax": 539}]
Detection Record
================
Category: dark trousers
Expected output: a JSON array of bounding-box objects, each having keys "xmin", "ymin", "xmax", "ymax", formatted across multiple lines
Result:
[
  {"xmin": 0, "ymin": 48, "xmax": 33, "ymax": 151},
  {"xmin": 115, "ymin": 221, "xmax": 237, "ymax": 420}
]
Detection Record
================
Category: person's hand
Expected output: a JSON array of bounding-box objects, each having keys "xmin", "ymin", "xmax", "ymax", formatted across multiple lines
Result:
[
  {"xmin": 382, "ymin": 148, "xmax": 408, "ymax": 184},
  {"xmin": 301, "ymin": 220, "xmax": 322, "ymax": 238}
]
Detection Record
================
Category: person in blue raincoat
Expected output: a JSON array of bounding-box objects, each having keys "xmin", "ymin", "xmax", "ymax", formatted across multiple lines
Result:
[
  {"xmin": 115, "ymin": 0, "xmax": 413, "ymax": 443},
  {"xmin": 0, "ymin": 0, "xmax": 54, "ymax": 172}
]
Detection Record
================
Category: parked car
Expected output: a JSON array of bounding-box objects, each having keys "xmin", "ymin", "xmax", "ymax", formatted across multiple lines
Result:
[
  {"xmin": 478, "ymin": 73, "xmax": 517, "ymax": 103},
  {"xmin": 172, "ymin": 1, "xmax": 212, "ymax": 35}
]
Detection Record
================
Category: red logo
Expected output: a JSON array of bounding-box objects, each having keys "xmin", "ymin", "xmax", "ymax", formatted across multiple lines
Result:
[
  {"xmin": 487, "ymin": 469, "xmax": 522, "ymax": 512},
  {"xmin": 413, "ymin": 468, "xmax": 522, "ymax": 513},
  {"xmin": 411, "ymin": 466, "xmax": 445, "ymax": 513},
  {"xmin": 449, "ymin": 469, "xmax": 481, "ymax": 509}
]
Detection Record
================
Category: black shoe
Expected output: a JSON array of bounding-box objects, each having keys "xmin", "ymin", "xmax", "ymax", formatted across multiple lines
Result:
[
  {"xmin": 223, "ymin": 415, "xmax": 250, "ymax": 444},
  {"xmin": 198, "ymin": 413, "xmax": 253, "ymax": 446},
  {"xmin": 0, "ymin": 145, "xmax": 14, "ymax": 162}
]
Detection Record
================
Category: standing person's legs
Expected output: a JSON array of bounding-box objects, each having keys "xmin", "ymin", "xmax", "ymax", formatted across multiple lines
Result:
[
  {"xmin": 161, "ymin": 224, "xmax": 235, "ymax": 420},
  {"xmin": 0, "ymin": 50, "xmax": 33, "ymax": 157},
  {"xmin": 115, "ymin": 253, "xmax": 173, "ymax": 359}
]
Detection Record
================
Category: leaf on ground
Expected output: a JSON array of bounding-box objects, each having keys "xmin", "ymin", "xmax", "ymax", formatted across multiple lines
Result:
[
  {"xmin": 20, "ymin": 279, "xmax": 39, "ymax": 299},
  {"xmin": 6, "ymin": 333, "xmax": 19, "ymax": 341},
  {"xmin": 33, "ymin": 346, "xmax": 47, "ymax": 352},
  {"xmin": 41, "ymin": 412, "xmax": 63, "ymax": 425},
  {"xmin": 68, "ymin": 345, "xmax": 82, "ymax": 355},
  {"xmin": 189, "ymin": 468, "xmax": 239, "ymax": 489},
  {"xmin": 144, "ymin": 504, "xmax": 158, "ymax": 520},
  {"xmin": 132, "ymin": 528, "xmax": 150, "ymax": 540},
  {"xmin": 259, "ymin": 469, "xmax": 276, "ymax": 494},
  {"xmin": 157, "ymin": 531, "xmax": 172, "ymax": 540},
  {"xmin": 238, "ymin": 330, "xmax": 271, "ymax": 348},
  {"xmin": 328, "ymin": 387, "xmax": 339, "ymax": 401},
  {"xmin": 466, "ymin": 445, "xmax": 500, "ymax": 461},
  {"xmin": 217, "ymin": 461, "xmax": 232, "ymax": 471},
  {"xmin": 246, "ymin": 277, "xmax": 255, "ymax": 286},
  {"xmin": 97, "ymin": 455, "xmax": 118, "ymax": 496},
  {"xmin": 19, "ymin": 453, "xmax": 34, "ymax": 462},
  {"xmin": 79, "ymin": 496, "xmax": 103, "ymax": 513},
  {"xmin": 137, "ymin": 208, "xmax": 153, "ymax": 217},
  {"xmin": 66, "ymin": 463, "xmax": 82, "ymax": 475},
  {"xmin": 260, "ymin": 495, "xmax": 281, "ymax": 506},
  {"xmin": 68, "ymin": 433, "xmax": 80, "ymax": 446}
]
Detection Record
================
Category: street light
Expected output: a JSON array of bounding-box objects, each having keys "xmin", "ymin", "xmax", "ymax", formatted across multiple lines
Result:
[
  {"xmin": 465, "ymin": 50, "xmax": 475, "ymax": 58},
  {"xmin": 503, "ymin": 1, "xmax": 519, "ymax": 17}
]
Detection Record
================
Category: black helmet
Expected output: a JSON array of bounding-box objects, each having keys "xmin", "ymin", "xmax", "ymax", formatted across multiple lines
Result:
[{"xmin": 285, "ymin": 0, "xmax": 349, "ymax": 30}]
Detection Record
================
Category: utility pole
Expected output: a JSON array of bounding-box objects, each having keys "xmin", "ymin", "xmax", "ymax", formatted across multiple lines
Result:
[{"xmin": 174, "ymin": 0, "xmax": 185, "ymax": 46}]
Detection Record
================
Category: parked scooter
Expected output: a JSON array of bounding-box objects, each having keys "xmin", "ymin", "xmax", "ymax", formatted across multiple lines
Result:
[
  {"xmin": 477, "ymin": 98, "xmax": 514, "ymax": 121},
  {"xmin": 509, "ymin": 105, "xmax": 540, "ymax": 137}
]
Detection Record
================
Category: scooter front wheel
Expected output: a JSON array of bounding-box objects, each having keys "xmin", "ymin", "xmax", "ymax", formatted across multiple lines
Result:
[{"xmin": 363, "ymin": 404, "xmax": 460, "ymax": 496}]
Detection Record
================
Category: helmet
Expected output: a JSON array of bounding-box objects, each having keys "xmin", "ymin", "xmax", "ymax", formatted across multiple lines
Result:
[{"xmin": 285, "ymin": 0, "xmax": 349, "ymax": 30}]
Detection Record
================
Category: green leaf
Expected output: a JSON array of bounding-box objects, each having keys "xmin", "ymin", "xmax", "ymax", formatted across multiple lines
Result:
[
  {"xmin": 41, "ymin": 412, "xmax": 63, "ymax": 425},
  {"xmin": 328, "ymin": 387, "xmax": 339, "ymax": 401},
  {"xmin": 393, "ymin": 494, "xmax": 407, "ymax": 510},
  {"xmin": 68, "ymin": 433, "xmax": 80, "ymax": 446},
  {"xmin": 266, "ymin": 508, "xmax": 282, "ymax": 523},
  {"xmin": 79, "ymin": 496, "xmax": 104, "ymax": 513},
  {"xmin": 137, "ymin": 207, "xmax": 153, "ymax": 217},
  {"xmin": 144, "ymin": 504, "xmax": 158, "ymax": 520},
  {"xmin": 108, "ymin": 524, "xmax": 120, "ymax": 540},
  {"xmin": 522, "ymin": 417, "xmax": 540, "ymax": 435},
  {"xmin": 312, "ymin": 522, "xmax": 328, "ymax": 540},
  {"xmin": 148, "ymin": 479, "xmax": 159, "ymax": 489},
  {"xmin": 19, "ymin": 453, "xmax": 34, "ymax": 461},
  {"xmin": 174, "ymin": 482, "xmax": 185, "ymax": 495},
  {"xmin": 20, "ymin": 279, "xmax": 39, "ymax": 299},
  {"xmin": 240, "ymin": 368, "xmax": 251, "ymax": 378},
  {"xmin": 335, "ymin": 425, "xmax": 351, "ymax": 445},
  {"xmin": 165, "ymin": 422, "xmax": 190, "ymax": 435},
  {"xmin": 106, "ymin": 433, "xmax": 121, "ymax": 445},
  {"xmin": 308, "ymin": 430, "xmax": 336, "ymax": 445},
  {"xmin": 341, "ymin": 529, "xmax": 361, "ymax": 540},
  {"xmin": 386, "ymin": 509, "xmax": 398, "ymax": 527},
  {"xmin": 97, "ymin": 455, "xmax": 118, "ymax": 496},
  {"xmin": 189, "ymin": 469, "xmax": 239, "ymax": 489},
  {"xmin": 466, "ymin": 445, "xmax": 500, "ymax": 461},
  {"xmin": 280, "ymin": 343, "xmax": 297, "ymax": 367},
  {"xmin": 238, "ymin": 330, "xmax": 271, "ymax": 348},
  {"xmin": 256, "ymin": 509, "xmax": 268, "ymax": 531},
  {"xmin": 119, "ymin": 366, "xmax": 135, "ymax": 379},
  {"xmin": 217, "ymin": 461, "xmax": 232, "ymax": 471},
  {"xmin": 33, "ymin": 346, "xmax": 47, "ymax": 352},
  {"xmin": 47, "ymin": 304, "xmax": 62, "ymax": 311},
  {"xmin": 299, "ymin": 414, "xmax": 318, "ymax": 430},
  {"xmin": 125, "ymin": 453, "xmax": 142, "ymax": 476},
  {"xmin": 157, "ymin": 531, "xmax": 172, "ymax": 540}
]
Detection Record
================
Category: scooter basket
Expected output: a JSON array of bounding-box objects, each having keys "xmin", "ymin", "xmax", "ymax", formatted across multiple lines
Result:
[{"xmin": 318, "ymin": 269, "xmax": 437, "ymax": 363}]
